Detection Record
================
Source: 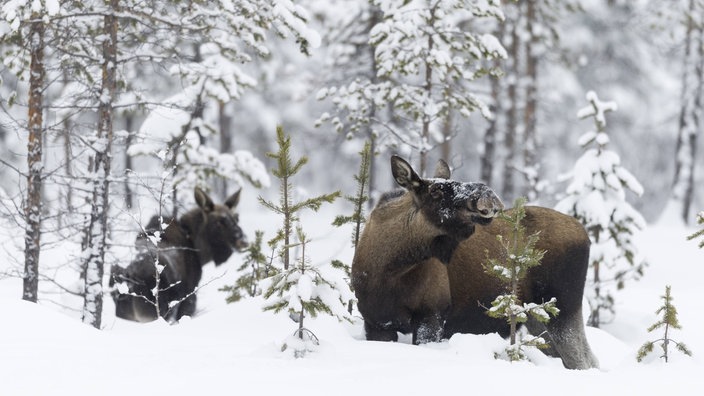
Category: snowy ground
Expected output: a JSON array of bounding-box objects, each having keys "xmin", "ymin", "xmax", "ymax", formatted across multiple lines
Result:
[{"xmin": 2, "ymin": 195, "xmax": 704, "ymax": 395}]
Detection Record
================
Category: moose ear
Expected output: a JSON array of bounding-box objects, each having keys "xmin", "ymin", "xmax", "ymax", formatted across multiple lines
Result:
[
  {"xmin": 224, "ymin": 189, "xmax": 241, "ymax": 210},
  {"xmin": 434, "ymin": 159, "xmax": 451, "ymax": 179},
  {"xmin": 194, "ymin": 187, "xmax": 215, "ymax": 212},
  {"xmin": 391, "ymin": 155, "xmax": 422, "ymax": 190}
]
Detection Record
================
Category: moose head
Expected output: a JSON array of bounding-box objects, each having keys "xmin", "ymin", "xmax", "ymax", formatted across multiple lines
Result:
[
  {"xmin": 390, "ymin": 155, "xmax": 504, "ymax": 241},
  {"xmin": 190, "ymin": 187, "xmax": 249, "ymax": 266}
]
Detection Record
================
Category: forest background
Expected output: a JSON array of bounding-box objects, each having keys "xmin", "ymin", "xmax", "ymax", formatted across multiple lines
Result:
[{"xmin": 0, "ymin": 0, "xmax": 702, "ymax": 328}]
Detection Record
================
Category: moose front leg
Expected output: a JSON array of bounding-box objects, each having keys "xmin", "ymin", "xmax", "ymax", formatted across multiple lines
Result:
[
  {"xmin": 412, "ymin": 312, "xmax": 445, "ymax": 344},
  {"xmin": 364, "ymin": 320, "xmax": 399, "ymax": 342}
]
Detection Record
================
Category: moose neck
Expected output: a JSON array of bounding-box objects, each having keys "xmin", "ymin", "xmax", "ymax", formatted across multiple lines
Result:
[
  {"xmin": 179, "ymin": 209, "xmax": 213, "ymax": 266},
  {"xmin": 374, "ymin": 194, "xmax": 467, "ymax": 273}
]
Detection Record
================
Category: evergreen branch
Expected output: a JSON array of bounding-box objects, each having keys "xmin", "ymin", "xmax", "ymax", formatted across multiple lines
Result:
[
  {"xmin": 290, "ymin": 191, "xmax": 342, "ymax": 213},
  {"xmin": 257, "ymin": 196, "xmax": 285, "ymax": 215}
]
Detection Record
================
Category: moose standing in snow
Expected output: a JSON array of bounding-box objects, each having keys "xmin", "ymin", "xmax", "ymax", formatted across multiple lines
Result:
[
  {"xmin": 352, "ymin": 156, "xmax": 598, "ymax": 370},
  {"xmin": 110, "ymin": 187, "xmax": 248, "ymax": 323}
]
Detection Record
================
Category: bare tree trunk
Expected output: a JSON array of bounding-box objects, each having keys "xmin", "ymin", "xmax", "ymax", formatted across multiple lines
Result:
[
  {"xmin": 419, "ymin": 8, "xmax": 437, "ymax": 177},
  {"xmin": 440, "ymin": 109, "xmax": 452, "ymax": 164},
  {"xmin": 219, "ymin": 100, "xmax": 232, "ymax": 197},
  {"xmin": 672, "ymin": 0, "xmax": 702, "ymax": 224},
  {"xmin": 503, "ymin": 9, "xmax": 521, "ymax": 200},
  {"xmin": 523, "ymin": 0, "xmax": 540, "ymax": 202},
  {"xmin": 23, "ymin": 15, "xmax": 46, "ymax": 303},
  {"xmin": 420, "ymin": 51, "xmax": 432, "ymax": 176},
  {"xmin": 124, "ymin": 114, "xmax": 134, "ymax": 209},
  {"xmin": 366, "ymin": 6, "xmax": 382, "ymax": 208},
  {"xmin": 481, "ymin": 25, "xmax": 504, "ymax": 185},
  {"xmin": 82, "ymin": 1, "xmax": 118, "ymax": 329}
]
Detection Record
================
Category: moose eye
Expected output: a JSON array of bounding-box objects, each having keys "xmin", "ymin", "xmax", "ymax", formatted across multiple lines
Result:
[{"xmin": 430, "ymin": 184, "xmax": 443, "ymax": 199}]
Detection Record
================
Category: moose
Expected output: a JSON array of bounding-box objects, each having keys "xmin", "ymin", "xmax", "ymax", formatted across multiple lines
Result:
[
  {"xmin": 352, "ymin": 155, "xmax": 599, "ymax": 370},
  {"xmin": 110, "ymin": 187, "xmax": 248, "ymax": 323}
]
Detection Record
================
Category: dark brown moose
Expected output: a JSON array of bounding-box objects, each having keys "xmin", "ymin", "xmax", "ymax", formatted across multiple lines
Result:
[
  {"xmin": 352, "ymin": 155, "xmax": 599, "ymax": 370},
  {"xmin": 110, "ymin": 187, "xmax": 248, "ymax": 323}
]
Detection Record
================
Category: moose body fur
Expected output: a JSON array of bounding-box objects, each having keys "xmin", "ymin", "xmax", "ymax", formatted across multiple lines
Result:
[
  {"xmin": 352, "ymin": 156, "xmax": 599, "ymax": 370},
  {"xmin": 111, "ymin": 188, "xmax": 247, "ymax": 323},
  {"xmin": 444, "ymin": 206, "xmax": 598, "ymax": 369}
]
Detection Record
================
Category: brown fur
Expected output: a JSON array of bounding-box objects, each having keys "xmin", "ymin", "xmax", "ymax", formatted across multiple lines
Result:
[
  {"xmin": 445, "ymin": 206, "xmax": 599, "ymax": 369},
  {"xmin": 353, "ymin": 194, "xmax": 452, "ymax": 342},
  {"xmin": 352, "ymin": 156, "xmax": 502, "ymax": 344},
  {"xmin": 352, "ymin": 156, "xmax": 599, "ymax": 370}
]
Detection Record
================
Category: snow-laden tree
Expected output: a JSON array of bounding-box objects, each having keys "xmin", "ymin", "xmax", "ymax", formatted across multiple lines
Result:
[
  {"xmin": 128, "ymin": 0, "xmax": 320, "ymax": 213},
  {"xmin": 311, "ymin": 0, "xmax": 383, "ymax": 201},
  {"xmin": 555, "ymin": 91, "xmax": 647, "ymax": 328},
  {"xmin": 127, "ymin": 91, "xmax": 271, "ymax": 217},
  {"xmin": 1, "ymin": 0, "xmax": 62, "ymax": 302},
  {"xmin": 317, "ymin": 0, "xmax": 506, "ymax": 175},
  {"xmin": 666, "ymin": 0, "xmax": 703, "ymax": 225},
  {"xmin": 484, "ymin": 197, "xmax": 558, "ymax": 362},
  {"xmin": 260, "ymin": 126, "xmax": 351, "ymax": 358}
]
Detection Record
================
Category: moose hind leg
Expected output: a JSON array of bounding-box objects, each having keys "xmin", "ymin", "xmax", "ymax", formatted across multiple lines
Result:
[
  {"xmin": 525, "ymin": 316, "xmax": 560, "ymax": 358},
  {"xmin": 542, "ymin": 310, "xmax": 599, "ymax": 369},
  {"xmin": 412, "ymin": 312, "xmax": 444, "ymax": 345}
]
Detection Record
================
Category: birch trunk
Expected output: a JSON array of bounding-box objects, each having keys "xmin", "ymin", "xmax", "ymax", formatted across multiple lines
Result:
[
  {"xmin": 671, "ymin": 0, "xmax": 702, "ymax": 224},
  {"xmin": 82, "ymin": 1, "xmax": 118, "ymax": 328}
]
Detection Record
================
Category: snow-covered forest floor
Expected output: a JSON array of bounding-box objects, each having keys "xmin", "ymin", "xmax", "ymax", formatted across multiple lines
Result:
[{"xmin": 1, "ymin": 194, "xmax": 703, "ymax": 395}]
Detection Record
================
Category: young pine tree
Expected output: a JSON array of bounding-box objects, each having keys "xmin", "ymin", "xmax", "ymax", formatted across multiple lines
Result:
[
  {"xmin": 333, "ymin": 140, "xmax": 372, "ymax": 248},
  {"xmin": 259, "ymin": 126, "xmax": 340, "ymax": 270},
  {"xmin": 332, "ymin": 140, "xmax": 372, "ymax": 313},
  {"xmin": 259, "ymin": 126, "xmax": 352, "ymax": 358},
  {"xmin": 555, "ymin": 91, "xmax": 647, "ymax": 328},
  {"xmin": 484, "ymin": 197, "xmax": 558, "ymax": 362},
  {"xmin": 221, "ymin": 230, "xmax": 268, "ymax": 303},
  {"xmin": 637, "ymin": 285, "xmax": 692, "ymax": 363}
]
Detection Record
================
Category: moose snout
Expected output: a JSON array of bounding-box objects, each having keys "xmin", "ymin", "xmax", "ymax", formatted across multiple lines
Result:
[
  {"xmin": 473, "ymin": 187, "xmax": 504, "ymax": 218},
  {"xmin": 234, "ymin": 238, "xmax": 249, "ymax": 252}
]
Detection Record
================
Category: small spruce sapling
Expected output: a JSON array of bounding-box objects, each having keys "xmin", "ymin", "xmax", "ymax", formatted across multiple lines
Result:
[
  {"xmin": 484, "ymin": 197, "xmax": 558, "ymax": 362},
  {"xmin": 687, "ymin": 211, "xmax": 704, "ymax": 249},
  {"xmin": 332, "ymin": 141, "xmax": 371, "ymax": 312},
  {"xmin": 333, "ymin": 140, "xmax": 371, "ymax": 248},
  {"xmin": 221, "ymin": 230, "xmax": 268, "ymax": 303},
  {"xmin": 258, "ymin": 126, "xmax": 340, "ymax": 270},
  {"xmin": 264, "ymin": 226, "xmax": 352, "ymax": 357},
  {"xmin": 637, "ymin": 285, "xmax": 692, "ymax": 363},
  {"xmin": 259, "ymin": 126, "xmax": 352, "ymax": 358}
]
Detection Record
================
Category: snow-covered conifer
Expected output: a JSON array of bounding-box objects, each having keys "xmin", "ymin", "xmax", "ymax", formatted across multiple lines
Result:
[
  {"xmin": 260, "ymin": 126, "xmax": 352, "ymax": 357},
  {"xmin": 484, "ymin": 197, "xmax": 558, "ymax": 362},
  {"xmin": 637, "ymin": 285, "xmax": 692, "ymax": 363},
  {"xmin": 555, "ymin": 91, "xmax": 647, "ymax": 328},
  {"xmin": 317, "ymin": 0, "xmax": 505, "ymax": 174}
]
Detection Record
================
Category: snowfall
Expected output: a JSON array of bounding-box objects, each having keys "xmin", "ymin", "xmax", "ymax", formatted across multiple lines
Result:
[{"xmin": 1, "ymin": 193, "xmax": 703, "ymax": 396}]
